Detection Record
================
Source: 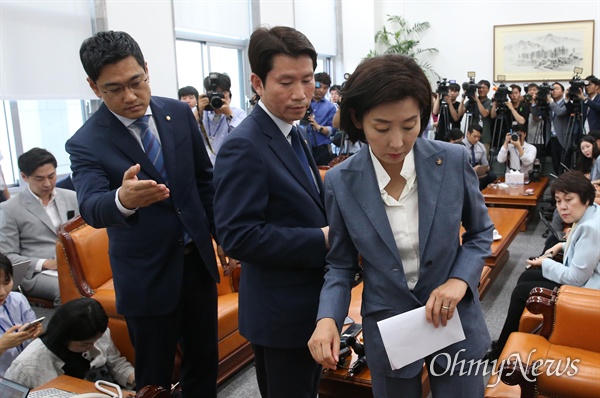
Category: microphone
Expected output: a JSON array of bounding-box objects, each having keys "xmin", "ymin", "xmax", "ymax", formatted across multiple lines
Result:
[
  {"xmin": 67, "ymin": 210, "xmax": 75, "ymax": 219},
  {"xmin": 348, "ymin": 355, "xmax": 367, "ymax": 377}
]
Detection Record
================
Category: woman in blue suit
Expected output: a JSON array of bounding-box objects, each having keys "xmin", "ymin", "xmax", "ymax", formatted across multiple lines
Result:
[
  {"xmin": 308, "ymin": 54, "xmax": 494, "ymax": 397},
  {"xmin": 487, "ymin": 170, "xmax": 600, "ymax": 361}
]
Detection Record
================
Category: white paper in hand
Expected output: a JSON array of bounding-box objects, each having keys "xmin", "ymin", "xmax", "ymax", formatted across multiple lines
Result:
[{"xmin": 377, "ymin": 306, "xmax": 465, "ymax": 370}]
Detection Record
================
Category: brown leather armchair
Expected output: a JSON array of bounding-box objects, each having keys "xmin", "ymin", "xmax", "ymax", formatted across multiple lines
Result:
[
  {"xmin": 485, "ymin": 285, "xmax": 600, "ymax": 398},
  {"xmin": 56, "ymin": 216, "xmax": 253, "ymax": 384}
]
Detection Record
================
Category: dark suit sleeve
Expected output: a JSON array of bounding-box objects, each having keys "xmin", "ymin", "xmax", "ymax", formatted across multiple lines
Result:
[
  {"xmin": 214, "ymin": 135, "xmax": 326, "ymax": 267},
  {"xmin": 66, "ymin": 136, "xmax": 131, "ymax": 228},
  {"xmin": 450, "ymin": 148, "xmax": 494, "ymax": 296}
]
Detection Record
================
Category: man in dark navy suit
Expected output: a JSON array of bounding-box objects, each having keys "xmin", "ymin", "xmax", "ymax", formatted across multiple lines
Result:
[
  {"xmin": 66, "ymin": 31, "xmax": 220, "ymax": 397},
  {"xmin": 213, "ymin": 26, "xmax": 329, "ymax": 398}
]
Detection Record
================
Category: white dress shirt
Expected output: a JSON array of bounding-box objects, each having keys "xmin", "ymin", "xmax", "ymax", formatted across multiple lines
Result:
[
  {"xmin": 369, "ymin": 147, "xmax": 420, "ymax": 290},
  {"xmin": 28, "ymin": 187, "xmax": 60, "ymax": 272}
]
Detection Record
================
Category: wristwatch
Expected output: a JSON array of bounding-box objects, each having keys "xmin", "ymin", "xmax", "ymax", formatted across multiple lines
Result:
[{"xmin": 318, "ymin": 126, "xmax": 324, "ymax": 133}]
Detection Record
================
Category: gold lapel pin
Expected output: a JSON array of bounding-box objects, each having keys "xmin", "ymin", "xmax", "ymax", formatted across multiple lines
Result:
[
  {"xmin": 166, "ymin": 116, "xmax": 171, "ymax": 121},
  {"xmin": 436, "ymin": 158, "xmax": 443, "ymax": 166}
]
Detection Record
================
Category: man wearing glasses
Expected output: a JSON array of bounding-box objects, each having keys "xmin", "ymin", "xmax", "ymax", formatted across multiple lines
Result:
[{"xmin": 66, "ymin": 31, "xmax": 221, "ymax": 396}]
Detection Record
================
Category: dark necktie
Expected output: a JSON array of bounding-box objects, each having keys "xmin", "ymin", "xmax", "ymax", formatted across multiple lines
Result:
[
  {"xmin": 290, "ymin": 126, "xmax": 317, "ymax": 193},
  {"xmin": 470, "ymin": 144, "xmax": 477, "ymax": 166},
  {"xmin": 134, "ymin": 115, "xmax": 169, "ymax": 184}
]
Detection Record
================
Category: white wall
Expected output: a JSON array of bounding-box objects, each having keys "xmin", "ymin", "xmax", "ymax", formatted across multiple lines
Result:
[
  {"xmin": 105, "ymin": 1, "xmax": 178, "ymax": 98},
  {"xmin": 375, "ymin": 1, "xmax": 600, "ymax": 87},
  {"xmin": 336, "ymin": 0, "xmax": 376, "ymax": 82}
]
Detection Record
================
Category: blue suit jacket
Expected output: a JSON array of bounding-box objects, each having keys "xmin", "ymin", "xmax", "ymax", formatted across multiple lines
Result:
[
  {"xmin": 317, "ymin": 138, "xmax": 493, "ymax": 378},
  {"xmin": 65, "ymin": 97, "xmax": 218, "ymax": 317},
  {"xmin": 213, "ymin": 105, "xmax": 328, "ymax": 348},
  {"xmin": 585, "ymin": 95, "xmax": 600, "ymax": 132},
  {"xmin": 542, "ymin": 203, "xmax": 600, "ymax": 289}
]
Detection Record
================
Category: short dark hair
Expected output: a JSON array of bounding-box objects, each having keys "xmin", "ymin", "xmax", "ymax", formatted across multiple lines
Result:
[
  {"xmin": 527, "ymin": 83, "xmax": 539, "ymax": 90},
  {"xmin": 178, "ymin": 86, "xmax": 199, "ymax": 102},
  {"xmin": 18, "ymin": 148, "xmax": 57, "ymax": 176},
  {"xmin": 315, "ymin": 72, "xmax": 331, "ymax": 87},
  {"xmin": 339, "ymin": 55, "xmax": 431, "ymax": 143},
  {"xmin": 468, "ymin": 124, "xmax": 483, "ymax": 134},
  {"xmin": 551, "ymin": 170, "xmax": 596, "ymax": 206},
  {"xmin": 553, "ymin": 82, "xmax": 565, "ymax": 92},
  {"xmin": 478, "ymin": 80, "xmax": 490, "ymax": 89},
  {"xmin": 510, "ymin": 84, "xmax": 521, "ymax": 92},
  {"xmin": 589, "ymin": 130, "xmax": 600, "ymax": 143},
  {"xmin": 0, "ymin": 253, "xmax": 13, "ymax": 283},
  {"xmin": 515, "ymin": 123, "xmax": 527, "ymax": 133},
  {"xmin": 448, "ymin": 83, "xmax": 460, "ymax": 91},
  {"xmin": 248, "ymin": 26, "xmax": 317, "ymax": 86},
  {"xmin": 42, "ymin": 298, "xmax": 108, "ymax": 350},
  {"xmin": 203, "ymin": 73, "xmax": 232, "ymax": 96},
  {"xmin": 448, "ymin": 128, "xmax": 464, "ymax": 141},
  {"xmin": 330, "ymin": 85, "xmax": 342, "ymax": 93},
  {"xmin": 80, "ymin": 31, "xmax": 145, "ymax": 83}
]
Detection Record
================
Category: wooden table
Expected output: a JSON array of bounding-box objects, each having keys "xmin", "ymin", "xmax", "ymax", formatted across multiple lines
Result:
[
  {"xmin": 33, "ymin": 375, "xmax": 135, "ymax": 396},
  {"xmin": 477, "ymin": 207, "xmax": 528, "ymax": 298},
  {"xmin": 482, "ymin": 176, "xmax": 549, "ymax": 208}
]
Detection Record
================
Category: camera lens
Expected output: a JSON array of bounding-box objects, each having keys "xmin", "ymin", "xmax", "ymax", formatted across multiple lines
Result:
[
  {"xmin": 210, "ymin": 96, "xmax": 223, "ymax": 110},
  {"xmin": 511, "ymin": 133, "xmax": 519, "ymax": 141}
]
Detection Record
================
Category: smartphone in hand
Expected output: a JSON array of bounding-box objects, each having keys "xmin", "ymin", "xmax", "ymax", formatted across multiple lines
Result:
[{"xmin": 21, "ymin": 316, "xmax": 45, "ymax": 331}]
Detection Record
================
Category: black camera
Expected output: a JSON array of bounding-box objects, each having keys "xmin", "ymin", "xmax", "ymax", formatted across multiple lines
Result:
[
  {"xmin": 568, "ymin": 68, "xmax": 588, "ymax": 101},
  {"xmin": 529, "ymin": 158, "xmax": 541, "ymax": 182},
  {"xmin": 436, "ymin": 78, "xmax": 449, "ymax": 97},
  {"xmin": 300, "ymin": 106, "xmax": 313, "ymax": 125},
  {"xmin": 206, "ymin": 72, "xmax": 225, "ymax": 110},
  {"xmin": 510, "ymin": 122, "xmax": 519, "ymax": 141},
  {"xmin": 462, "ymin": 78, "xmax": 480, "ymax": 99},
  {"xmin": 493, "ymin": 83, "xmax": 510, "ymax": 103},
  {"xmin": 536, "ymin": 82, "xmax": 551, "ymax": 109}
]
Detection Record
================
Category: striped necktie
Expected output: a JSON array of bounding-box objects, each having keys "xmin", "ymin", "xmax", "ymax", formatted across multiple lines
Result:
[{"xmin": 134, "ymin": 115, "xmax": 169, "ymax": 184}]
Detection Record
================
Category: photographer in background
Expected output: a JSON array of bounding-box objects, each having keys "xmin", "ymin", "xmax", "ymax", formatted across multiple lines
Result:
[
  {"xmin": 579, "ymin": 75, "xmax": 600, "ymax": 132},
  {"xmin": 432, "ymin": 81, "xmax": 461, "ymax": 141},
  {"xmin": 463, "ymin": 124, "xmax": 497, "ymax": 190},
  {"xmin": 491, "ymin": 84, "xmax": 528, "ymax": 129},
  {"xmin": 459, "ymin": 80, "xmax": 493, "ymax": 148},
  {"xmin": 497, "ymin": 123, "xmax": 537, "ymax": 176},
  {"xmin": 536, "ymin": 82, "xmax": 568, "ymax": 175},
  {"xmin": 329, "ymin": 85, "xmax": 342, "ymax": 107},
  {"xmin": 306, "ymin": 72, "xmax": 337, "ymax": 165},
  {"xmin": 200, "ymin": 73, "xmax": 247, "ymax": 164}
]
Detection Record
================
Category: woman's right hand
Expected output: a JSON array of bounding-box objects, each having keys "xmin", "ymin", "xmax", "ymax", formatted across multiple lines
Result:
[
  {"xmin": 308, "ymin": 318, "xmax": 340, "ymax": 370},
  {"xmin": 0, "ymin": 324, "xmax": 38, "ymax": 353}
]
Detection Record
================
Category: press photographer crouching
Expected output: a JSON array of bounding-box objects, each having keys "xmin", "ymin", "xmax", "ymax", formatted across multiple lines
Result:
[{"xmin": 496, "ymin": 123, "xmax": 537, "ymax": 177}]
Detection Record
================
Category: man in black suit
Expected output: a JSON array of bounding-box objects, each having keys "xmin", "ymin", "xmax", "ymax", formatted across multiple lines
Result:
[
  {"xmin": 213, "ymin": 26, "xmax": 329, "ymax": 397},
  {"xmin": 66, "ymin": 31, "xmax": 220, "ymax": 397}
]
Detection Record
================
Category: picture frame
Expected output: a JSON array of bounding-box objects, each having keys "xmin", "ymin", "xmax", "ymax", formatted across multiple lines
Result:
[{"xmin": 494, "ymin": 20, "xmax": 595, "ymax": 82}]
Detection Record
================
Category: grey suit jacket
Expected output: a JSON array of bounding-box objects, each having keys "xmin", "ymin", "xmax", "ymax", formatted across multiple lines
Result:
[
  {"xmin": 0, "ymin": 188, "xmax": 79, "ymax": 291},
  {"xmin": 317, "ymin": 138, "xmax": 493, "ymax": 378}
]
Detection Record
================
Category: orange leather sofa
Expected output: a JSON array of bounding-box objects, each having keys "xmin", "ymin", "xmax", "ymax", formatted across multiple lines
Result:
[
  {"xmin": 56, "ymin": 216, "xmax": 253, "ymax": 384},
  {"xmin": 485, "ymin": 285, "xmax": 600, "ymax": 398}
]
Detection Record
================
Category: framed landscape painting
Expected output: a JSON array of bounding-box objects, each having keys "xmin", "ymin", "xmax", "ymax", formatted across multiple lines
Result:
[{"xmin": 494, "ymin": 20, "xmax": 595, "ymax": 82}]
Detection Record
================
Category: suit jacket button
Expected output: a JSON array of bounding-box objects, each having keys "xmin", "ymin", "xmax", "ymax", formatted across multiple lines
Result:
[
  {"xmin": 176, "ymin": 208, "xmax": 182, "ymax": 215},
  {"xmin": 178, "ymin": 239, "xmax": 185, "ymax": 246}
]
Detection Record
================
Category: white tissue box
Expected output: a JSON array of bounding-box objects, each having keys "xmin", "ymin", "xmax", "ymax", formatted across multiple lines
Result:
[{"xmin": 505, "ymin": 172, "xmax": 525, "ymax": 185}]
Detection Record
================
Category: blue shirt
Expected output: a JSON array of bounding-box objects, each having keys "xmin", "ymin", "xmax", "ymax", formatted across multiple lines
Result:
[
  {"xmin": 305, "ymin": 99, "xmax": 337, "ymax": 147},
  {"xmin": 0, "ymin": 292, "xmax": 37, "ymax": 377}
]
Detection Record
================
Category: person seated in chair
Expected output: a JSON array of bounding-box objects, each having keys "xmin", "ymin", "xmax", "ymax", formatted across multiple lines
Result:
[
  {"xmin": 5, "ymin": 297, "xmax": 135, "ymax": 389},
  {"xmin": 0, "ymin": 254, "xmax": 43, "ymax": 377},
  {"xmin": 496, "ymin": 123, "xmax": 537, "ymax": 177},
  {"xmin": 487, "ymin": 171, "xmax": 600, "ymax": 361},
  {"xmin": 0, "ymin": 148, "xmax": 79, "ymax": 307},
  {"xmin": 463, "ymin": 124, "xmax": 497, "ymax": 190}
]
